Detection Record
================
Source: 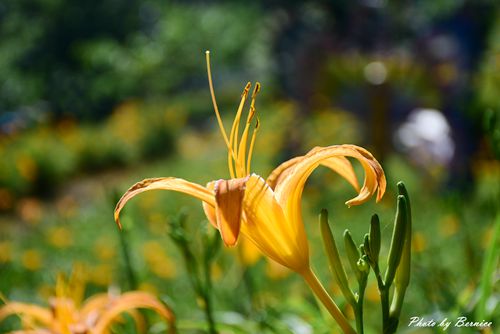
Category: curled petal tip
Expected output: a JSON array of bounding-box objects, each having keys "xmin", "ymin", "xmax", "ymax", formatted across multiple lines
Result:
[
  {"xmin": 344, "ymin": 199, "xmax": 355, "ymax": 208},
  {"xmin": 376, "ymin": 179, "xmax": 387, "ymax": 202}
]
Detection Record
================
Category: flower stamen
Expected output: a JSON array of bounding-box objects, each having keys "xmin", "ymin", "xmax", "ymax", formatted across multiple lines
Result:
[
  {"xmin": 247, "ymin": 117, "xmax": 260, "ymax": 173},
  {"xmin": 229, "ymin": 82, "xmax": 252, "ymax": 178},
  {"xmin": 205, "ymin": 51, "xmax": 238, "ymax": 170},
  {"xmin": 237, "ymin": 83, "xmax": 260, "ymax": 176},
  {"xmin": 206, "ymin": 51, "xmax": 261, "ymax": 179}
]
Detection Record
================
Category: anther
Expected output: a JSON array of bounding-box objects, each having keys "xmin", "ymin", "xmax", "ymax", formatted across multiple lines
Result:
[
  {"xmin": 252, "ymin": 82, "xmax": 261, "ymax": 98},
  {"xmin": 242, "ymin": 82, "xmax": 251, "ymax": 97}
]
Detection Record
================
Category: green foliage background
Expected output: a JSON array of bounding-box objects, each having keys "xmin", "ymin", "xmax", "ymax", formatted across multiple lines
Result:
[{"xmin": 0, "ymin": 1, "xmax": 499, "ymax": 333}]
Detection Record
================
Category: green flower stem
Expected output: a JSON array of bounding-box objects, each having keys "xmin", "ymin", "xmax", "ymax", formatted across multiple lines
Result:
[
  {"xmin": 242, "ymin": 264, "xmax": 266, "ymax": 313},
  {"xmin": 380, "ymin": 286, "xmax": 391, "ymax": 333},
  {"xmin": 117, "ymin": 226, "xmax": 138, "ymax": 290},
  {"xmin": 202, "ymin": 233, "xmax": 220, "ymax": 334},
  {"xmin": 301, "ymin": 267, "xmax": 356, "ymax": 334},
  {"xmin": 354, "ymin": 277, "xmax": 368, "ymax": 334},
  {"xmin": 476, "ymin": 214, "xmax": 500, "ymax": 320},
  {"xmin": 202, "ymin": 289, "xmax": 217, "ymax": 334},
  {"xmin": 183, "ymin": 249, "xmax": 217, "ymax": 334},
  {"xmin": 375, "ymin": 271, "xmax": 400, "ymax": 334},
  {"xmin": 202, "ymin": 260, "xmax": 217, "ymax": 334},
  {"xmin": 372, "ymin": 263, "xmax": 391, "ymax": 333},
  {"xmin": 169, "ymin": 216, "xmax": 218, "ymax": 334}
]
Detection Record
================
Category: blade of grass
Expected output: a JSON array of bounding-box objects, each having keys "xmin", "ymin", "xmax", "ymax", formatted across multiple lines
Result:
[{"xmin": 476, "ymin": 214, "xmax": 500, "ymax": 320}]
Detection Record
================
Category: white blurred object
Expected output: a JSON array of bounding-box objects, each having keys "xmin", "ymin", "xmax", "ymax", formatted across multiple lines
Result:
[
  {"xmin": 284, "ymin": 315, "xmax": 313, "ymax": 334},
  {"xmin": 364, "ymin": 61, "xmax": 387, "ymax": 85},
  {"xmin": 396, "ymin": 108, "xmax": 455, "ymax": 166}
]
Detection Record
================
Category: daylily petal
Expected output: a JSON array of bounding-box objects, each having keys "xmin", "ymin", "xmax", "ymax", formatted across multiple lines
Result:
[
  {"xmin": 214, "ymin": 178, "xmax": 247, "ymax": 246},
  {"xmin": 123, "ymin": 309, "xmax": 147, "ymax": 334},
  {"xmin": 94, "ymin": 308, "xmax": 146, "ymax": 334},
  {"xmin": 274, "ymin": 145, "xmax": 386, "ymax": 229},
  {"xmin": 320, "ymin": 156, "xmax": 360, "ymax": 192},
  {"xmin": 92, "ymin": 291, "xmax": 175, "ymax": 334},
  {"xmin": 267, "ymin": 147, "xmax": 359, "ymax": 192},
  {"xmin": 79, "ymin": 294, "xmax": 109, "ymax": 325},
  {"xmin": 85, "ymin": 299, "xmax": 146, "ymax": 334},
  {"xmin": 49, "ymin": 298, "xmax": 78, "ymax": 333},
  {"xmin": 241, "ymin": 174, "xmax": 309, "ymax": 273},
  {"xmin": 114, "ymin": 177, "xmax": 215, "ymax": 228},
  {"xmin": 346, "ymin": 146, "xmax": 386, "ymax": 204},
  {"xmin": 206, "ymin": 180, "xmax": 263, "ymax": 264},
  {"xmin": 0, "ymin": 302, "xmax": 52, "ymax": 327},
  {"xmin": 266, "ymin": 156, "xmax": 302, "ymax": 190},
  {"xmin": 6, "ymin": 331, "xmax": 51, "ymax": 334},
  {"xmin": 202, "ymin": 181, "xmax": 217, "ymax": 228}
]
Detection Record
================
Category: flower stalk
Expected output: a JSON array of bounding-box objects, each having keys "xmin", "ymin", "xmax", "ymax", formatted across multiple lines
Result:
[
  {"xmin": 354, "ymin": 272, "xmax": 368, "ymax": 334},
  {"xmin": 300, "ymin": 267, "xmax": 356, "ymax": 334},
  {"xmin": 377, "ymin": 183, "xmax": 412, "ymax": 334}
]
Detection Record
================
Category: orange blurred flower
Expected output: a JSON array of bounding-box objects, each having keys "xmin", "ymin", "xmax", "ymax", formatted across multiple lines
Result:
[{"xmin": 0, "ymin": 267, "xmax": 176, "ymax": 334}]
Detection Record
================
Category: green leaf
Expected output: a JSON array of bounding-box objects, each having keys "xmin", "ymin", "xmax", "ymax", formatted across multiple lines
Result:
[{"xmin": 476, "ymin": 214, "xmax": 500, "ymax": 320}]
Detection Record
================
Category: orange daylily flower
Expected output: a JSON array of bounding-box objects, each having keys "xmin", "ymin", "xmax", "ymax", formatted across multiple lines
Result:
[
  {"xmin": 114, "ymin": 52, "xmax": 386, "ymax": 334},
  {"xmin": 0, "ymin": 270, "xmax": 175, "ymax": 334}
]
